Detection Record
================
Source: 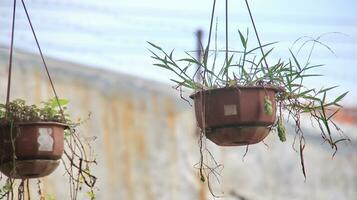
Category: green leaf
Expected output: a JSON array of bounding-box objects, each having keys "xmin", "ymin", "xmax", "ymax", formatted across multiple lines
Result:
[
  {"xmin": 334, "ymin": 91, "xmax": 349, "ymax": 103},
  {"xmin": 246, "ymin": 42, "xmax": 278, "ymax": 55},
  {"xmin": 299, "ymin": 74, "xmax": 323, "ymax": 78},
  {"xmin": 169, "ymin": 49, "xmax": 174, "ymax": 59},
  {"xmin": 303, "ymin": 64, "xmax": 324, "ymax": 71},
  {"xmin": 170, "ymin": 79, "xmax": 196, "ymax": 89},
  {"xmin": 257, "ymin": 48, "xmax": 274, "ymax": 67},
  {"xmin": 177, "ymin": 58, "xmax": 200, "ymax": 65},
  {"xmin": 241, "ymin": 67, "xmax": 251, "ymax": 82},
  {"xmin": 153, "ymin": 63, "xmax": 170, "ymax": 69},
  {"xmin": 238, "ymin": 30, "xmax": 247, "ymax": 49},
  {"xmin": 298, "ymin": 89, "xmax": 315, "ymax": 97},
  {"xmin": 49, "ymin": 98, "xmax": 69, "ymax": 108},
  {"xmin": 289, "ymin": 49, "xmax": 301, "ymax": 70},
  {"xmin": 318, "ymin": 86, "xmax": 339, "ymax": 94},
  {"xmin": 86, "ymin": 191, "xmax": 96, "ymax": 200},
  {"xmin": 147, "ymin": 41, "xmax": 162, "ymax": 50},
  {"xmin": 327, "ymin": 108, "xmax": 340, "ymax": 121},
  {"xmin": 302, "ymin": 95, "xmax": 320, "ymax": 101},
  {"xmin": 3, "ymin": 180, "xmax": 12, "ymax": 192},
  {"xmin": 44, "ymin": 194, "xmax": 56, "ymax": 200}
]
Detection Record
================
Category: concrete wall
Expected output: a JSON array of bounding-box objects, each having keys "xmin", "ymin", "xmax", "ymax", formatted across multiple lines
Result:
[{"xmin": 0, "ymin": 48, "xmax": 356, "ymax": 200}]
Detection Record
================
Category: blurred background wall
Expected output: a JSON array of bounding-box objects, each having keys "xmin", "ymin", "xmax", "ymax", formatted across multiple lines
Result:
[
  {"xmin": 0, "ymin": 0, "xmax": 357, "ymax": 199},
  {"xmin": 0, "ymin": 48, "xmax": 356, "ymax": 200}
]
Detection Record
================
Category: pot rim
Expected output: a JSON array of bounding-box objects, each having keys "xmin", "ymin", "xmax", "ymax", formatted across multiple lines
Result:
[
  {"xmin": 1, "ymin": 121, "xmax": 69, "ymax": 129},
  {"xmin": 189, "ymin": 85, "xmax": 282, "ymax": 99}
]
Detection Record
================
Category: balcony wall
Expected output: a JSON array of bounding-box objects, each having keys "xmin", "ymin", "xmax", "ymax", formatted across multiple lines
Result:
[{"xmin": 0, "ymin": 48, "xmax": 356, "ymax": 200}]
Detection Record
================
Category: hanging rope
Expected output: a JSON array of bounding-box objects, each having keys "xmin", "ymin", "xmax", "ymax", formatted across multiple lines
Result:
[
  {"xmin": 201, "ymin": 0, "xmax": 216, "ymax": 84},
  {"xmin": 225, "ymin": 0, "xmax": 229, "ymax": 82},
  {"xmin": 244, "ymin": 0, "xmax": 269, "ymax": 70},
  {"xmin": 3, "ymin": 1, "xmax": 97, "ymax": 197},
  {"xmin": 6, "ymin": 0, "xmax": 17, "ymax": 108},
  {"xmin": 19, "ymin": 0, "xmax": 65, "ymax": 119},
  {"xmin": 204, "ymin": 0, "xmax": 216, "ymax": 62},
  {"xmin": 5, "ymin": 0, "xmax": 65, "ymax": 119}
]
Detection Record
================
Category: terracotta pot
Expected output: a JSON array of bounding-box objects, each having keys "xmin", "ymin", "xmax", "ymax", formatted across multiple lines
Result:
[
  {"xmin": 0, "ymin": 160, "xmax": 60, "ymax": 179},
  {"xmin": 190, "ymin": 86, "xmax": 278, "ymax": 146},
  {"xmin": 0, "ymin": 121, "xmax": 67, "ymax": 178},
  {"xmin": 205, "ymin": 126, "xmax": 270, "ymax": 146}
]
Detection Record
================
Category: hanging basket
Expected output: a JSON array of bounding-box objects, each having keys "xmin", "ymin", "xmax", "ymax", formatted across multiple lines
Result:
[
  {"xmin": 1, "ymin": 0, "xmax": 69, "ymax": 179},
  {"xmin": 190, "ymin": 86, "xmax": 278, "ymax": 146},
  {"xmin": 0, "ymin": 122, "xmax": 67, "ymax": 178}
]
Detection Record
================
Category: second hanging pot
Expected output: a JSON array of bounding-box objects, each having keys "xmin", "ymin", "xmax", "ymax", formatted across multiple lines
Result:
[{"xmin": 190, "ymin": 86, "xmax": 278, "ymax": 146}]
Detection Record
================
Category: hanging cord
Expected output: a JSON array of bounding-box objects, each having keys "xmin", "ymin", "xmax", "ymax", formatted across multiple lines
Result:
[
  {"xmin": 204, "ymin": 0, "xmax": 216, "ymax": 61},
  {"xmin": 3, "ymin": 1, "xmax": 96, "ymax": 198},
  {"xmin": 197, "ymin": 0, "xmax": 216, "ymax": 190},
  {"xmin": 6, "ymin": 0, "xmax": 17, "ymax": 110},
  {"xmin": 244, "ymin": 0, "xmax": 269, "ymax": 70},
  {"xmin": 201, "ymin": 0, "xmax": 216, "ymax": 85},
  {"xmin": 225, "ymin": 0, "xmax": 229, "ymax": 83},
  {"xmin": 20, "ymin": 0, "xmax": 65, "ymax": 120}
]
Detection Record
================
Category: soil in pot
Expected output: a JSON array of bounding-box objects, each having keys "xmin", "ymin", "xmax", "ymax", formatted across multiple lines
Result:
[{"xmin": 190, "ymin": 86, "xmax": 278, "ymax": 146}]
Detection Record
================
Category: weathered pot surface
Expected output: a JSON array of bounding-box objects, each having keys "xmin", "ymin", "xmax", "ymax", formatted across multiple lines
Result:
[
  {"xmin": 0, "ymin": 121, "xmax": 67, "ymax": 162},
  {"xmin": 0, "ymin": 121, "xmax": 67, "ymax": 178},
  {"xmin": 206, "ymin": 126, "xmax": 270, "ymax": 146},
  {"xmin": 0, "ymin": 159, "xmax": 60, "ymax": 179},
  {"xmin": 190, "ymin": 86, "xmax": 278, "ymax": 146}
]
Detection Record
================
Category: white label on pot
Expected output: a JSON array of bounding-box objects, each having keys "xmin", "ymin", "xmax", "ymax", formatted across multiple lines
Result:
[
  {"xmin": 38, "ymin": 128, "xmax": 54, "ymax": 152},
  {"xmin": 224, "ymin": 104, "xmax": 237, "ymax": 116}
]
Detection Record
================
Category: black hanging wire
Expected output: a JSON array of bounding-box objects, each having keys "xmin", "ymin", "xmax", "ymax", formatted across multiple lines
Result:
[
  {"xmin": 4, "ymin": 1, "xmax": 96, "ymax": 198},
  {"xmin": 244, "ymin": 0, "xmax": 269, "ymax": 70},
  {"xmin": 202, "ymin": 0, "xmax": 229, "ymax": 84},
  {"xmin": 6, "ymin": 0, "xmax": 65, "ymax": 118},
  {"xmin": 201, "ymin": 0, "xmax": 216, "ymax": 85},
  {"xmin": 204, "ymin": 0, "xmax": 216, "ymax": 62},
  {"xmin": 197, "ymin": 0, "xmax": 216, "ymax": 192},
  {"xmin": 225, "ymin": 0, "xmax": 229, "ymax": 83},
  {"xmin": 19, "ymin": 0, "xmax": 65, "ymax": 119},
  {"xmin": 202, "ymin": 0, "xmax": 268, "ymax": 83},
  {"xmin": 6, "ymin": 0, "xmax": 17, "ymax": 108}
]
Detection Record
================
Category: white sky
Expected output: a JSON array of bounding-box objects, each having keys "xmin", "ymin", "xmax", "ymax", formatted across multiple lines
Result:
[{"xmin": 0, "ymin": 0, "xmax": 356, "ymax": 105}]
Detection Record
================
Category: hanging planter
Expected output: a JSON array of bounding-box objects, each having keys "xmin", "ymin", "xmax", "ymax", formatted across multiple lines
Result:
[
  {"xmin": 0, "ymin": 99, "xmax": 73, "ymax": 180},
  {"xmin": 0, "ymin": 0, "xmax": 97, "ymax": 199},
  {"xmin": 0, "ymin": 121, "xmax": 67, "ymax": 178},
  {"xmin": 149, "ymin": 0, "xmax": 349, "ymax": 194},
  {"xmin": 190, "ymin": 86, "xmax": 279, "ymax": 146}
]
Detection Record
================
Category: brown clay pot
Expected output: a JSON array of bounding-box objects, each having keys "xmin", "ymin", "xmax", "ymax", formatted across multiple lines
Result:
[
  {"xmin": 190, "ymin": 86, "xmax": 278, "ymax": 146},
  {"xmin": 0, "ymin": 160, "xmax": 60, "ymax": 179},
  {"xmin": 0, "ymin": 122, "xmax": 67, "ymax": 178}
]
